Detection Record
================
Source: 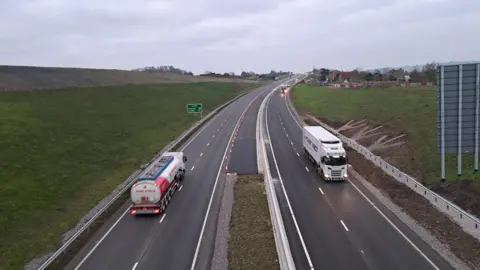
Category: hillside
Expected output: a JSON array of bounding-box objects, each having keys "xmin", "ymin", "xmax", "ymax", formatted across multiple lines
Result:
[{"xmin": 0, "ymin": 65, "xmax": 258, "ymax": 91}]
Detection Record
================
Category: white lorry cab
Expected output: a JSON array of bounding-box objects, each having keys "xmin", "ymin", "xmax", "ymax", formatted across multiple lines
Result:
[{"xmin": 302, "ymin": 126, "xmax": 348, "ymax": 181}]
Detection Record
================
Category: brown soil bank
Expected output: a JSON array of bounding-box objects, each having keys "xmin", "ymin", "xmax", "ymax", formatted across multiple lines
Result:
[
  {"xmin": 228, "ymin": 174, "xmax": 279, "ymax": 270},
  {"xmin": 0, "ymin": 65, "xmax": 258, "ymax": 91}
]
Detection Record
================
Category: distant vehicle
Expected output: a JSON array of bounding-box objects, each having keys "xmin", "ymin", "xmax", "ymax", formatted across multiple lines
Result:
[
  {"xmin": 129, "ymin": 152, "xmax": 187, "ymax": 215},
  {"xmin": 302, "ymin": 126, "xmax": 348, "ymax": 181}
]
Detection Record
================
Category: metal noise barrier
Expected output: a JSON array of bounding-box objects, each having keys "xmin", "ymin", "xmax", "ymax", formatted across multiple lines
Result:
[
  {"xmin": 38, "ymin": 89, "xmax": 255, "ymax": 270},
  {"xmin": 257, "ymin": 86, "xmax": 296, "ymax": 270}
]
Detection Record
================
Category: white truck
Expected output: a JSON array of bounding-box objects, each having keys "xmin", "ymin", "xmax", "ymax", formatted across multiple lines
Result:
[
  {"xmin": 129, "ymin": 152, "xmax": 187, "ymax": 215},
  {"xmin": 302, "ymin": 126, "xmax": 348, "ymax": 181}
]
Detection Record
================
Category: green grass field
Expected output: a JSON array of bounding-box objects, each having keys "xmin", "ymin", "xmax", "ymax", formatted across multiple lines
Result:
[
  {"xmin": 0, "ymin": 82, "xmax": 256, "ymax": 269},
  {"xmin": 292, "ymin": 84, "xmax": 480, "ymax": 185}
]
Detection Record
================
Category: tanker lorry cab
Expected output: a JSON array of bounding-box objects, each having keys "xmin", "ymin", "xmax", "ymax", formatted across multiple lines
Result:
[
  {"xmin": 129, "ymin": 152, "xmax": 187, "ymax": 215},
  {"xmin": 302, "ymin": 126, "xmax": 348, "ymax": 181}
]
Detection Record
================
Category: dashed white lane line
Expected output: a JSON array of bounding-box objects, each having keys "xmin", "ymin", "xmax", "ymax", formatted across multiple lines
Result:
[
  {"xmin": 207, "ymin": 143, "xmax": 210, "ymax": 146},
  {"xmin": 191, "ymin": 166, "xmax": 195, "ymax": 171},
  {"xmin": 217, "ymin": 128, "xmax": 220, "ymax": 131},
  {"xmin": 297, "ymin": 152, "xmax": 300, "ymax": 156},
  {"xmin": 318, "ymin": 187, "xmax": 324, "ymax": 195},
  {"xmin": 286, "ymin": 133, "xmax": 289, "ymax": 137},
  {"xmin": 340, "ymin": 220, "xmax": 349, "ymax": 232},
  {"xmin": 132, "ymin": 262, "xmax": 139, "ymax": 270},
  {"xmin": 290, "ymin": 142, "xmax": 293, "ymax": 145},
  {"xmin": 213, "ymin": 135, "xmax": 215, "ymax": 138},
  {"xmin": 305, "ymin": 166, "xmax": 309, "ymax": 172},
  {"xmin": 179, "ymin": 185, "xmax": 183, "ymax": 191},
  {"xmin": 200, "ymin": 152, "xmax": 203, "ymax": 157},
  {"xmin": 159, "ymin": 214, "xmax": 166, "ymax": 224}
]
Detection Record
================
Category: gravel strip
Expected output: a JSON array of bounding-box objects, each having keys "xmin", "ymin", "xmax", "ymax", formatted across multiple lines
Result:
[{"xmin": 211, "ymin": 173, "xmax": 237, "ymax": 270}]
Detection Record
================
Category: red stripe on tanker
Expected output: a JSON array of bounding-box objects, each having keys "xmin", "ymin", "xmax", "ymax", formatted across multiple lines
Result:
[{"xmin": 130, "ymin": 152, "xmax": 187, "ymax": 215}]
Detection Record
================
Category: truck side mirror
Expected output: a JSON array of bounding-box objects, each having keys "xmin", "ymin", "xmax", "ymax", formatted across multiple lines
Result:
[{"xmin": 183, "ymin": 155, "xmax": 188, "ymax": 162}]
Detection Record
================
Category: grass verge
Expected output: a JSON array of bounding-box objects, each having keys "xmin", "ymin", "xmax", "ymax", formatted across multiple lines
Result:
[
  {"xmin": 0, "ymin": 81, "xmax": 260, "ymax": 269},
  {"xmin": 228, "ymin": 174, "xmax": 279, "ymax": 270},
  {"xmin": 292, "ymin": 84, "xmax": 480, "ymax": 217}
]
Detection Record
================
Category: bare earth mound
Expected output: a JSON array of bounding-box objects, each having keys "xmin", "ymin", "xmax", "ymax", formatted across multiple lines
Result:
[
  {"xmin": 0, "ymin": 65, "xmax": 258, "ymax": 91},
  {"xmin": 228, "ymin": 174, "xmax": 279, "ymax": 270}
]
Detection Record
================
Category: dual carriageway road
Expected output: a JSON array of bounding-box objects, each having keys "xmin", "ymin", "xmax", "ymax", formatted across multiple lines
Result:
[{"xmin": 67, "ymin": 75, "xmax": 454, "ymax": 270}]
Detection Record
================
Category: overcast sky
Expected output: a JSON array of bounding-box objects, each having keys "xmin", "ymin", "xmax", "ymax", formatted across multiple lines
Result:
[{"xmin": 0, "ymin": 0, "xmax": 479, "ymax": 74}]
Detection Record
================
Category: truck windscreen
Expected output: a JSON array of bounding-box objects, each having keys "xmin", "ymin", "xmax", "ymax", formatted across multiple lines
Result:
[{"xmin": 324, "ymin": 156, "xmax": 347, "ymax": 166}]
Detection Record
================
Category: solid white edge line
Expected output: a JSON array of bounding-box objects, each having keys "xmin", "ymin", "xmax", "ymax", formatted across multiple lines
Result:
[
  {"xmin": 159, "ymin": 214, "xmax": 166, "ymax": 224},
  {"xmin": 179, "ymin": 108, "xmax": 226, "ymax": 151},
  {"xmin": 74, "ymin": 208, "xmax": 130, "ymax": 270},
  {"xmin": 73, "ymin": 92, "xmax": 238, "ymax": 270},
  {"xmin": 340, "ymin": 220, "xmax": 349, "ymax": 232},
  {"xmin": 190, "ymin": 88, "xmax": 269, "ymax": 270},
  {"xmin": 265, "ymin": 92, "xmax": 314, "ymax": 269},
  {"xmin": 318, "ymin": 188, "xmax": 324, "ymax": 195},
  {"xmin": 132, "ymin": 262, "xmax": 139, "ymax": 270},
  {"xmin": 283, "ymin": 89, "xmax": 440, "ymax": 270},
  {"xmin": 348, "ymin": 179, "xmax": 440, "ymax": 270}
]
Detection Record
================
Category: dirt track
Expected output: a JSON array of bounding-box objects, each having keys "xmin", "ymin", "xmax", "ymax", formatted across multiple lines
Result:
[{"xmin": 0, "ymin": 65, "xmax": 258, "ymax": 91}]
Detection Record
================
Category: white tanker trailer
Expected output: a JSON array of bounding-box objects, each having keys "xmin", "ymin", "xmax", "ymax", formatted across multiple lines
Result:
[{"xmin": 129, "ymin": 152, "xmax": 187, "ymax": 215}]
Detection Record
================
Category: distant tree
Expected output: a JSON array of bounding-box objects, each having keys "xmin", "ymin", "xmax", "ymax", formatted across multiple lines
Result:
[
  {"xmin": 422, "ymin": 62, "xmax": 438, "ymax": 82},
  {"xmin": 364, "ymin": 72, "xmax": 374, "ymax": 81}
]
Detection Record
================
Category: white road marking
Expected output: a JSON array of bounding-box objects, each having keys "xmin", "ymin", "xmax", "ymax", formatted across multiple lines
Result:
[
  {"xmin": 340, "ymin": 220, "xmax": 349, "ymax": 231},
  {"xmin": 179, "ymin": 111, "xmax": 225, "ymax": 151},
  {"xmin": 74, "ymin": 91, "xmax": 237, "ymax": 270},
  {"xmin": 286, "ymin": 133, "xmax": 289, "ymax": 137},
  {"xmin": 347, "ymin": 179, "xmax": 440, "ymax": 270},
  {"xmin": 159, "ymin": 214, "xmax": 166, "ymax": 224},
  {"xmin": 190, "ymin": 88, "xmax": 270, "ymax": 270},
  {"xmin": 318, "ymin": 188, "xmax": 324, "ymax": 194},
  {"xmin": 264, "ymin": 92, "xmax": 314, "ymax": 269},
  {"xmin": 73, "ymin": 208, "xmax": 130, "ymax": 270},
  {"xmin": 132, "ymin": 262, "xmax": 139, "ymax": 270},
  {"xmin": 290, "ymin": 142, "xmax": 293, "ymax": 145},
  {"xmin": 213, "ymin": 135, "xmax": 215, "ymax": 138},
  {"xmin": 281, "ymin": 88, "xmax": 440, "ymax": 269},
  {"xmin": 297, "ymin": 152, "xmax": 300, "ymax": 156},
  {"xmin": 217, "ymin": 129, "xmax": 219, "ymax": 131},
  {"xmin": 207, "ymin": 143, "xmax": 210, "ymax": 146},
  {"xmin": 305, "ymin": 166, "xmax": 309, "ymax": 172},
  {"xmin": 200, "ymin": 152, "xmax": 203, "ymax": 157},
  {"xmin": 191, "ymin": 166, "xmax": 195, "ymax": 171},
  {"xmin": 179, "ymin": 185, "xmax": 183, "ymax": 191}
]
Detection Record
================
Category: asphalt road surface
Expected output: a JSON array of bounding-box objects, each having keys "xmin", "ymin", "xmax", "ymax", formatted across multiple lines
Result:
[
  {"xmin": 263, "ymin": 88, "xmax": 454, "ymax": 270},
  {"xmin": 66, "ymin": 81, "xmax": 286, "ymax": 270}
]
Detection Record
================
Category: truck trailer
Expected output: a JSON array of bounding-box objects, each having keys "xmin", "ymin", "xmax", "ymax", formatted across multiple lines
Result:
[
  {"xmin": 129, "ymin": 152, "xmax": 187, "ymax": 215},
  {"xmin": 302, "ymin": 126, "xmax": 348, "ymax": 181}
]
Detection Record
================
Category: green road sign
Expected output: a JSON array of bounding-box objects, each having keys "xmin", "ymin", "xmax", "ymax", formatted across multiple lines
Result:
[{"xmin": 187, "ymin": 103, "xmax": 203, "ymax": 113}]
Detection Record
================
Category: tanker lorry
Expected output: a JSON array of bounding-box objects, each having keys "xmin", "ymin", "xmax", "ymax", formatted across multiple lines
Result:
[
  {"xmin": 129, "ymin": 152, "xmax": 187, "ymax": 215},
  {"xmin": 303, "ymin": 126, "xmax": 348, "ymax": 181}
]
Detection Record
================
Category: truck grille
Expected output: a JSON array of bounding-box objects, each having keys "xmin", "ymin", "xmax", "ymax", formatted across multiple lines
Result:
[{"xmin": 331, "ymin": 170, "xmax": 341, "ymax": 177}]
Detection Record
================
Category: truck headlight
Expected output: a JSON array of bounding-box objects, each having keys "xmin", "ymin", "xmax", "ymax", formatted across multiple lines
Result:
[
  {"xmin": 324, "ymin": 173, "xmax": 329, "ymax": 178},
  {"xmin": 343, "ymin": 173, "xmax": 348, "ymax": 178}
]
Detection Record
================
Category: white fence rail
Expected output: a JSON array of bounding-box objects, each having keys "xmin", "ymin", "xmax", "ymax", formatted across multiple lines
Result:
[{"xmin": 38, "ymin": 90, "xmax": 254, "ymax": 270}]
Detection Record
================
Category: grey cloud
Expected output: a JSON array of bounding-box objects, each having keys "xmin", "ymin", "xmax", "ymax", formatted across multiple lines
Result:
[{"xmin": 1, "ymin": 0, "xmax": 479, "ymax": 74}]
